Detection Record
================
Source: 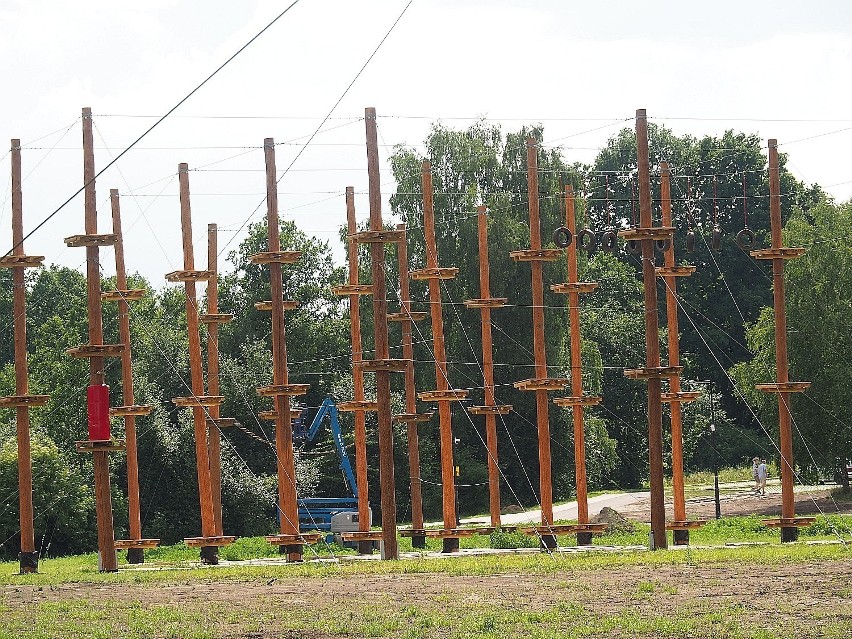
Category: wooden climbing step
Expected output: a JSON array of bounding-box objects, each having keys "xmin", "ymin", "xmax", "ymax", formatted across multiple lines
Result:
[
  {"xmin": 0, "ymin": 395, "xmax": 50, "ymax": 408},
  {"xmin": 509, "ymin": 248, "xmax": 564, "ymax": 262},
  {"xmin": 248, "ymin": 251, "xmax": 302, "ymax": 265},
  {"xmin": 513, "ymin": 378, "xmax": 569, "ymax": 392},
  {"xmin": 64, "ymin": 233, "xmax": 117, "ymax": 247}
]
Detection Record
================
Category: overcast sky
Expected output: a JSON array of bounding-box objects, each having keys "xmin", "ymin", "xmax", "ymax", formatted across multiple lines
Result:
[{"xmin": 2, "ymin": 0, "xmax": 851, "ymax": 283}]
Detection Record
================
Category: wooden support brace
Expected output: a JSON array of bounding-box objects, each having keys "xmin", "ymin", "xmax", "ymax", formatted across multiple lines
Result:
[
  {"xmin": 755, "ymin": 382, "xmax": 811, "ymax": 393},
  {"xmin": 336, "ymin": 400, "xmax": 379, "ymax": 412},
  {"xmin": 468, "ymin": 404, "xmax": 513, "ymax": 415},
  {"xmin": 509, "ymin": 248, "xmax": 564, "ymax": 262},
  {"xmin": 665, "ymin": 520, "xmax": 707, "ymax": 531},
  {"xmin": 254, "ymin": 300, "xmax": 300, "ymax": 312},
  {"xmin": 101, "ymin": 289, "xmax": 147, "ymax": 302},
  {"xmin": 0, "ymin": 395, "xmax": 50, "ymax": 408},
  {"xmin": 624, "ymin": 366, "xmax": 683, "ymax": 380},
  {"xmin": 206, "ymin": 418, "xmax": 237, "ymax": 429},
  {"xmin": 67, "ymin": 344, "xmax": 125, "ymax": 358},
  {"xmin": 109, "ymin": 405, "xmax": 154, "ymax": 417},
  {"xmin": 265, "ymin": 533, "xmax": 322, "ymax": 545},
  {"xmin": 392, "ymin": 412, "xmax": 433, "ymax": 424},
  {"xmin": 75, "ymin": 439, "xmax": 127, "ymax": 453},
  {"xmin": 256, "ymin": 384, "xmax": 310, "ymax": 397},
  {"xmin": 248, "ymin": 251, "xmax": 302, "ymax": 265},
  {"xmin": 550, "ymin": 282, "xmax": 598, "ymax": 294},
  {"xmin": 331, "ymin": 284, "xmax": 373, "ymax": 296},
  {"xmin": 617, "ymin": 227, "xmax": 675, "ymax": 241},
  {"xmin": 64, "ymin": 233, "xmax": 117, "ymax": 247},
  {"xmin": 660, "ymin": 391, "xmax": 702, "ymax": 404},
  {"xmin": 354, "ymin": 359, "xmax": 409, "ymax": 372},
  {"xmin": 762, "ymin": 517, "xmax": 816, "ymax": 528},
  {"xmin": 258, "ymin": 409, "xmax": 303, "ymax": 421},
  {"xmin": 200, "ymin": 313, "xmax": 234, "ymax": 324},
  {"xmin": 164, "ymin": 269, "xmax": 213, "ymax": 283},
  {"xmin": 172, "ymin": 396, "xmax": 224, "ymax": 408},
  {"xmin": 339, "ymin": 531, "xmax": 385, "ymax": 542},
  {"xmin": 387, "ymin": 311, "xmax": 429, "ymax": 322},
  {"xmin": 0, "ymin": 255, "xmax": 44, "ymax": 268},
  {"xmin": 113, "ymin": 538, "xmax": 160, "ymax": 550},
  {"xmin": 513, "ymin": 377, "xmax": 569, "ymax": 391},
  {"xmin": 553, "ymin": 395, "xmax": 602, "ymax": 408},
  {"xmin": 655, "ymin": 266, "xmax": 696, "ymax": 278},
  {"xmin": 184, "ymin": 535, "xmax": 236, "ymax": 547},
  {"xmin": 409, "ymin": 266, "xmax": 459, "ymax": 280},
  {"xmin": 418, "ymin": 389, "xmax": 469, "ymax": 402},
  {"xmin": 348, "ymin": 230, "xmax": 405, "ymax": 244},
  {"xmin": 463, "ymin": 298, "xmax": 508, "ymax": 308},
  {"xmin": 518, "ymin": 523, "xmax": 609, "ymax": 535},
  {"xmin": 750, "ymin": 247, "xmax": 806, "ymax": 260}
]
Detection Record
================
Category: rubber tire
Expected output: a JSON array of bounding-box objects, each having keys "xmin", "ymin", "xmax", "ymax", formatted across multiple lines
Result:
[
  {"xmin": 578, "ymin": 228, "xmax": 597, "ymax": 252},
  {"xmin": 627, "ymin": 239, "xmax": 642, "ymax": 255},
  {"xmin": 711, "ymin": 225, "xmax": 723, "ymax": 252},
  {"xmin": 552, "ymin": 226, "xmax": 572, "ymax": 248},
  {"xmin": 601, "ymin": 230, "xmax": 617, "ymax": 253},
  {"xmin": 655, "ymin": 238, "xmax": 671, "ymax": 252},
  {"xmin": 686, "ymin": 231, "xmax": 696, "ymax": 253},
  {"xmin": 736, "ymin": 227, "xmax": 756, "ymax": 250}
]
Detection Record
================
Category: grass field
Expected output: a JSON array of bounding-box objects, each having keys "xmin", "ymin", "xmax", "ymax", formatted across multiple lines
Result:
[{"xmin": 2, "ymin": 515, "xmax": 852, "ymax": 638}]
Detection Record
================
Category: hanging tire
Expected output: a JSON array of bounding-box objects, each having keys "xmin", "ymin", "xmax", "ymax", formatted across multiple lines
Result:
[
  {"xmin": 686, "ymin": 230, "xmax": 696, "ymax": 253},
  {"xmin": 552, "ymin": 226, "xmax": 572, "ymax": 248},
  {"xmin": 601, "ymin": 229, "xmax": 617, "ymax": 253},
  {"xmin": 578, "ymin": 228, "xmax": 597, "ymax": 252},
  {"xmin": 736, "ymin": 227, "xmax": 756, "ymax": 250},
  {"xmin": 627, "ymin": 239, "xmax": 642, "ymax": 255},
  {"xmin": 655, "ymin": 238, "xmax": 671, "ymax": 252},
  {"xmin": 711, "ymin": 225, "xmax": 723, "ymax": 252}
]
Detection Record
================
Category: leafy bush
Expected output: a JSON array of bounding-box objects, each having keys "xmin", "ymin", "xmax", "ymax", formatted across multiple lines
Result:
[{"xmin": 489, "ymin": 528, "xmax": 538, "ymax": 549}]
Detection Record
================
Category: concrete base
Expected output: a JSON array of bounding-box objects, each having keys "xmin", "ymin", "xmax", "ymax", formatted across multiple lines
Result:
[
  {"xmin": 781, "ymin": 526, "xmax": 799, "ymax": 543},
  {"xmin": 18, "ymin": 551, "xmax": 38, "ymax": 574},
  {"xmin": 576, "ymin": 532, "xmax": 593, "ymax": 546},
  {"xmin": 540, "ymin": 534, "xmax": 557, "ymax": 550},
  {"xmin": 126, "ymin": 548, "xmax": 145, "ymax": 564},
  {"xmin": 200, "ymin": 546, "xmax": 219, "ymax": 565},
  {"xmin": 673, "ymin": 530, "xmax": 690, "ymax": 545},
  {"xmin": 442, "ymin": 537, "xmax": 460, "ymax": 553}
]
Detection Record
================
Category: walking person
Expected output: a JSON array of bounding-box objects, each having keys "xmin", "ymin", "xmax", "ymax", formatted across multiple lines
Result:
[
  {"xmin": 757, "ymin": 459, "xmax": 768, "ymax": 496},
  {"xmin": 752, "ymin": 457, "xmax": 760, "ymax": 493}
]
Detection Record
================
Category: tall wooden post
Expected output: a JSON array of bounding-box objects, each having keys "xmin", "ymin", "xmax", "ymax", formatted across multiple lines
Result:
[
  {"xmin": 657, "ymin": 165, "xmax": 703, "ymax": 544},
  {"xmin": 465, "ymin": 206, "xmax": 511, "ymax": 528},
  {"xmin": 751, "ymin": 139, "xmax": 812, "ymax": 542},
  {"xmin": 253, "ymin": 138, "xmax": 317, "ymax": 560},
  {"xmin": 66, "ymin": 107, "xmax": 124, "ymax": 572},
  {"xmin": 620, "ymin": 109, "xmax": 672, "ymax": 550},
  {"xmin": 414, "ymin": 161, "xmax": 468, "ymax": 553},
  {"xmin": 332, "ymin": 187, "xmax": 376, "ymax": 555},
  {"xmin": 0, "ymin": 139, "xmax": 49, "ymax": 574},
  {"xmin": 391, "ymin": 224, "xmax": 430, "ymax": 548},
  {"xmin": 106, "ymin": 190, "xmax": 158, "ymax": 563},
  {"xmin": 551, "ymin": 186, "xmax": 604, "ymax": 545},
  {"xmin": 167, "ymin": 163, "xmax": 234, "ymax": 563},
  {"xmin": 509, "ymin": 139, "xmax": 568, "ymax": 549}
]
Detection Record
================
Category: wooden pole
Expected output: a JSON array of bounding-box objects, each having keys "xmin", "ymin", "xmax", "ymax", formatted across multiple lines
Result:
[
  {"xmin": 364, "ymin": 108, "xmax": 399, "ymax": 560},
  {"xmin": 420, "ymin": 161, "xmax": 463, "ymax": 552},
  {"xmin": 82, "ymin": 108, "xmax": 118, "ymax": 571},
  {"xmin": 176, "ymin": 163, "xmax": 219, "ymax": 562},
  {"xmin": 206, "ymin": 223, "xmax": 225, "ymax": 536},
  {"xmin": 263, "ymin": 139, "xmax": 304, "ymax": 561},
  {"xmin": 344, "ymin": 187, "xmax": 373, "ymax": 552},
  {"xmin": 7, "ymin": 139, "xmax": 45, "ymax": 574},
  {"xmin": 395, "ymin": 223, "xmax": 427, "ymax": 546},
  {"xmin": 635, "ymin": 109, "xmax": 667, "ymax": 550}
]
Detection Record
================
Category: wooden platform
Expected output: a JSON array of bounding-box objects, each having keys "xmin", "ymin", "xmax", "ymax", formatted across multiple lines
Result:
[
  {"xmin": 164, "ymin": 269, "xmax": 213, "ymax": 283},
  {"xmin": 463, "ymin": 297, "xmax": 508, "ymax": 309},
  {"xmin": 67, "ymin": 344, "xmax": 125, "ymax": 358},
  {"xmin": 248, "ymin": 251, "xmax": 302, "ymax": 265},
  {"xmin": 468, "ymin": 404, "xmax": 512, "ymax": 415},
  {"xmin": 102, "ymin": 289, "xmax": 147, "ymax": 302},
  {"xmin": 755, "ymin": 382, "xmax": 811, "ymax": 393},
  {"xmin": 265, "ymin": 533, "xmax": 323, "ymax": 545},
  {"xmin": 0, "ymin": 394, "xmax": 50, "ymax": 408},
  {"xmin": 655, "ymin": 266, "xmax": 696, "ymax": 277},
  {"xmin": 513, "ymin": 377, "xmax": 569, "ymax": 392},
  {"xmin": 550, "ymin": 282, "xmax": 598, "ymax": 294},
  {"xmin": 354, "ymin": 359, "xmax": 409, "ymax": 372},
  {"xmin": 256, "ymin": 384, "xmax": 310, "ymax": 397},
  {"xmin": 109, "ymin": 404, "xmax": 154, "ymax": 417},
  {"xmin": 0, "ymin": 254, "xmax": 44, "ymax": 268},
  {"xmin": 113, "ymin": 538, "xmax": 160, "ymax": 550},
  {"xmin": 348, "ymin": 230, "xmax": 404, "ymax": 244},
  {"xmin": 418, "ymin": 389, "xmax": 469, "ymax": 402},
  {"xmin": 624, "ymin": 366, "xmax": 683, "ymax": 380},
  {"xmin": 336, "ymin": 400, "xmax": 379, "ymax": 412},
  {"xmin": 387, "ymin": 311, "xmax": 429, "ymax": 322},
  {"xmin": 172, "ymin": 395, "xmax": 224, "ymax": 408},
  {"xmin": 750, "ymin": 247, "xmax": 806, "ymax": 260},
  {"xmin": 553, "ymin": 395, "xmax": 602, "ymax": 407},
  {"xmin": 331, "ymin": 284, "xmax": 373, "ymax": 296},
  {"xmin": 517, "ymin": 523, "xmax": 609, "ymax": 535},
  {"xmin": 617, "ymin": 226, "xmax": 675, "ymax": 241},
  {"xmin": 75, "ymin": 439, "xmax": 126, "ymax": 453},
  {"xmin": 665, "ymin": 520, "xmax": 707, "ymax": 531},
  {"xmin": 254, "ymin": 300, "xmax": 300, "ymax": 312},
  {"xmin": 509, "ymin": 248, "xmax": 564, "ymax": 262},
  {"xmin": 64, "ymin": 233, "xmax": 117, "ymax": 247},
  {"xmin": 399, "ymin": 527, "xmax": 494, "ymax": 539},
  {"xmin": 392, "ymin": 412, "xmax": 433, "ymax": 424},
  {"xmin": 762, "ymin": 517, "xmax": 816, "ymax": 528},
  {"xmin": 409, "ymin": 267, "xmax": 459, "ymax": 280},
  {"xmin": 339, "ymin": 531, "xmax": 386, "ymax": 542},
  {"xmin": 184, "ymin": 535, "xmax": 237, "ymax": 547}
]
